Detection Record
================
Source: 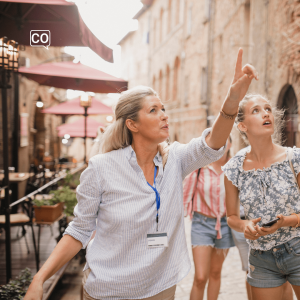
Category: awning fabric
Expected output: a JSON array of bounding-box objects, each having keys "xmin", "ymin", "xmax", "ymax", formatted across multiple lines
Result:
[
  {"xmin": 0, "ymin": 0, "xmax": 113, "ymax": 62},
  {"xmin": 42, "ymin": 97, "xmax": 113, "ymax": 115},
  {"xmin": 57, "ymin": 117, "xmax": 104, "ymax": 138},
  {"xmin": 19, "ymin": 61, "xmax": 127, "ymax": 93}
]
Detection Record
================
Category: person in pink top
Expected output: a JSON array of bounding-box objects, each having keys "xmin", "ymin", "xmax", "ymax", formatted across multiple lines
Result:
[{"xmin": 183, "ymin": 138, "xmax": 234, "ymax": 300}]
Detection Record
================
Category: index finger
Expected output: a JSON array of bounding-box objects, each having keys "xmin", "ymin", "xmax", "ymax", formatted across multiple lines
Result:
[{"xmin": 234, "ymin": 48, "xmax": 243, "ymax": 76}]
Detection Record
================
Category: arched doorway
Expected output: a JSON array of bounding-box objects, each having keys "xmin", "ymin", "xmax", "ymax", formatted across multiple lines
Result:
[{"xmin": 277, "ymin": 85, "xmax": 298, "ymax": 147}]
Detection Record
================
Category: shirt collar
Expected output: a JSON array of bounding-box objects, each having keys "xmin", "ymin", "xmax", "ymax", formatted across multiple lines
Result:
[{"xmin": 124, "ymin": 145, "xmax": 162, "ymax": 165}]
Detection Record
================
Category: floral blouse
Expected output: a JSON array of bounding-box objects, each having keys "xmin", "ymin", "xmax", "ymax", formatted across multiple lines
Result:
[{"xmin": 222, "ymin": 146, "xmax": 300, "ymax": 251}]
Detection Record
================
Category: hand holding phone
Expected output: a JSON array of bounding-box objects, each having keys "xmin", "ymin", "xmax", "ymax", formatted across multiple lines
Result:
[{"xmin": 261, "ymin": 218, "xmax": 280, "ymax": 228}]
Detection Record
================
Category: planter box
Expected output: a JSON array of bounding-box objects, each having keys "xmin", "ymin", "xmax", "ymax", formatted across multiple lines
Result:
[{"xmin": 34, "ymin": 202, "xmax": 64, "ymax": 223}]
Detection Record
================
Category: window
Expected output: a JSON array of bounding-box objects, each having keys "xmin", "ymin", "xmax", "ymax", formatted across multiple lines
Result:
[
  {"xmin": 160, "ymin": 8, "xmax": 164, "ymax": 43},
  {"xmin": 153, "ymin": 19, "xmax": 156, "ymax": 48},
  {"xmin": 184, "ymin": 75, "xmax": 189, "ymax": 106},
  {"xmin": 173, "ymin": 57, "xmax": 180, "ymax": 101},
  {"xmin": 203, "ymin": 0, "xmax": 210, "ymax": 23},
  {"xmin": 153, "ymin": 75, "xmax": 156, "ymax": 91},
  {"xmin": 165, "ymin": 65, "xmax": 170, "ymax": 101},
  {"xmin": 187, "ymin": 4, "xmax": 192, "ymax": 37},
  {"xmin": 168, "ymin": 0, "xmax": 172, "ymax": 33},
  {"xmin": 175, "ymin": 0, "xmax": 180, "ymax": 25},
  {"xmin": 159, "ymin": 70, "xmax": 163, "ymax": 99},
  {"xmin": 200, "ymin": 67, "xmax": 207, "ymax": 104}
]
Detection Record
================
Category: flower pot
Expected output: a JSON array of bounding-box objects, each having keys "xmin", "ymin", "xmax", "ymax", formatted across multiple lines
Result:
[{"xmin": 34, "ymin": 202, "xmax": 64, "ymax": 222}]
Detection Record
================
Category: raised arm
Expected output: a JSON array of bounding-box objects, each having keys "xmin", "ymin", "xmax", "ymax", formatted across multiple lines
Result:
[
  {"xmin": 206, "ymin": 48, "xmax": 259, "ymax": 150},
  {"xmin": 225, "ymin": 176, "xmax": 260, "ymax": 240}
]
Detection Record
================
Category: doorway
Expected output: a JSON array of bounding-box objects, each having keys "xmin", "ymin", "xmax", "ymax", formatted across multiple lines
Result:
[{"xmin": 277, "ymin": 85, "xmax": 298, "ymax": 147}]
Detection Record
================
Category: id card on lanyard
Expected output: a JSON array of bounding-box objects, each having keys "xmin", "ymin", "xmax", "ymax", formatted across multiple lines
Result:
[{"xmin": 146, "ymin": 166, "xmax": 168, "ymax": 248}]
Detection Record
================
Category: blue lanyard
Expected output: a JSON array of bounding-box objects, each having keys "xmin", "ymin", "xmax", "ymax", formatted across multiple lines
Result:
[{"xmin": 147, "ymin": 166, "xmax": 160, "ymax": 231}]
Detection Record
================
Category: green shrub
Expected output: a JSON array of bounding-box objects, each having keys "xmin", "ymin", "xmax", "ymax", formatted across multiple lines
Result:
[{"xmin": 0, "ymin": 268, "xmax": 33, "ymax": 300}]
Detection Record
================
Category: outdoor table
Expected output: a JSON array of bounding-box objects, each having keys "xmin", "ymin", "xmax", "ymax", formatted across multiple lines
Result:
[
  {"xmin": 0, "ymin": 172, "xmax": 34, "ymax": 182},
  {"xmin": 33, "ymin": 213, "xmax": 65, "ymax": 271}
]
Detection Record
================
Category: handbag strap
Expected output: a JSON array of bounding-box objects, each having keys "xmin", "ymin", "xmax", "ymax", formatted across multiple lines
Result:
[
  {"xmin": 191, "ymin": 168, "xmax": 201, "ymax": 213},
  {"xmin": 288, "ymin": 147, "xmax": 300, "ymax": 192}
]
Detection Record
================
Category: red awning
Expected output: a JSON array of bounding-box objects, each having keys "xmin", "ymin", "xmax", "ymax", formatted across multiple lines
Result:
[
  {"xmin": 42, "ymin": 97, "xmax": 113, "ymax": 115},
  {"xmin": 19, "ymin": 61, "xmax": 127, "ymax": 93},
  {"xmin": 0, "ymin": 0, "xmax": 113, "ymax": 62},
  {"xmin": 57, "ymin": 117, "xmax": 104, "ymax": 138}
]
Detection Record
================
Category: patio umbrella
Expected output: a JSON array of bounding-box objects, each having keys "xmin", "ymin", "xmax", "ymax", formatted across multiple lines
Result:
[
  {"xmin": 43, "ymin": 97, "xmax": 113, "ymax": 162},
  {"xmin": 0, "ymin": 0, "xmax": 113, "ymax": 62},
  {"xmin": 19, "ymin": 61, "xmax": 128, "ymax": 93},
  {"xmin": 42, "ymin": 97, "xmax": 113, "ymax": 115},
  {"xmin": 57, "ymin": 117, "xmax": 104, "ymax": 138}
]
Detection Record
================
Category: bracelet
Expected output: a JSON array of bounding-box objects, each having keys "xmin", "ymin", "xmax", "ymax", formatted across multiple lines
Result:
[
  {"xmin": 292, "ymin": 213, "xmax": 300, "ymax": 228},
  {"xmin": 220, "ymin": 109, "xmax": 237, "ymax": 120}
]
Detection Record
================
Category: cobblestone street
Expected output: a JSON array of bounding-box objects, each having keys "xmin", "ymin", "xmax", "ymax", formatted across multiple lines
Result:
[{"xmin": 175, "ymin": 218, "xmax": 248, "ymax": 300}]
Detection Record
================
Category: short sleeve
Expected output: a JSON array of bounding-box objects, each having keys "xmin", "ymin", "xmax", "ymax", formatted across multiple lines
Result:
[
  {"xmin": 63, "ymin": 158, "xmax": 102, "ymax": 249},
  {"xmin": 221, "ymin": 156, "xmax": 241, "ymax": 188},
  {"xmin": 172, "ymin": 128, "xmax": 227, "ymax": 179},
  {"xmin": 291, "ymin": 147, "xmax": 300, "ymax": 176}
]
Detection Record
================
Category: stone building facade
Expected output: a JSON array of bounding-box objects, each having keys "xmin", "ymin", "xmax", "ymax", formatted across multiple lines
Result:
[{"xmin": 119, "ymin": 0, "xmax": 300, "ymax": 153}]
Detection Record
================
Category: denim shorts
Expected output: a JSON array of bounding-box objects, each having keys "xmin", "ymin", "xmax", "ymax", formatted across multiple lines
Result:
[
  {"xmin": 191, "ymin": 212, "xmax": 235, "ymax": 249},
  {"xmin": 248, "ymin": 237, "xmax": 300, "ymax": 288}
]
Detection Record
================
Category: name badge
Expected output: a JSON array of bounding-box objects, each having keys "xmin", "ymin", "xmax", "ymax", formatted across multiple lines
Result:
[{"xmin": 147, "ymin": 233, "xmax": 168, "ymax": 248}]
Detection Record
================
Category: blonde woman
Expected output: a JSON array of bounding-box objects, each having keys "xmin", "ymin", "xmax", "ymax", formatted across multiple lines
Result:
[
  {"xmin": 24, "ymin": 49, "xmax": 258, "ymax": 300},
  {"xmin": 223, "ymin": 94, "xmax": 300, "ymax": 300}
]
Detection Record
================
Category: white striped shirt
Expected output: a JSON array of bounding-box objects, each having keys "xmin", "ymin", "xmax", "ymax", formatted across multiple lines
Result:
[{"xmin": 64, "ymin": 128, "xmax": 226, "ymax": 300}]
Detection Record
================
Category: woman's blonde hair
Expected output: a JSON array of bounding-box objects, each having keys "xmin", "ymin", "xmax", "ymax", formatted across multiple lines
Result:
[
  {"xmin": 99, "ymin": 86, "xmax": 170, "ymax": 167},
  {"xmin": 235, "ymin": 93, "xmax": 285, "ymax": 145}
]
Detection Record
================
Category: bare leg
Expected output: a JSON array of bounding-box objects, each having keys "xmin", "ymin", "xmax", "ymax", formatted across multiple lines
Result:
[
  {"xmin": 190, "ymin": 246, "xmax": 214, "ymax": 300},
  {"xmin": 282, "ymin": 282, "xmax": 293, "ymax": 300},
  {"xmin": 291, "ymin": 284, "xmax": 300, "ymax": 299},
  {"xmin": 245, "ymin": 272, "xmax": 252, "ymax": 300},
  {"xmin": 251, "ymin": 285, "xmax": 284, "ymax": 300},
  {"xmin": 207, "ymin": 248, "xmax": 229, "ymax": 300}
]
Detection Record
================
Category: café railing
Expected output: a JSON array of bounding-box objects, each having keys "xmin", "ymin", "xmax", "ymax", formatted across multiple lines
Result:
[{"xmin": 2, "ymin": 163, "xmax": 87, "ymax": 283}]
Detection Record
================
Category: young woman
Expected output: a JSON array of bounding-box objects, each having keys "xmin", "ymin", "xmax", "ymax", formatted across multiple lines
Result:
[
  {"xmin": 223, "ymin": 93, "xmax": 300, "ymax": 300},
  {"xmin": 183, "ymin": 138, "xmax": 235, "ymax": 300},
  {"xmin": 24, "ymin": 49, "xmax": 258, "ymax": 300}
]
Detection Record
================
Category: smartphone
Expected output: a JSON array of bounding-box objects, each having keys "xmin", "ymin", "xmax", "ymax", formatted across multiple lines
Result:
[{"xmin": 261, "ymin": 217, "xmax": 280, "ymax": 228}]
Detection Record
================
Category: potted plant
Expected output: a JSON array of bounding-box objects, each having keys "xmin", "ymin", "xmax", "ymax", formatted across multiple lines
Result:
[
  {"xmin": 33, "ymin": 193, "xmax": 64, "ymax": 223},
  {"xmin": 50, "ymin": 186, "xmax": 77, "ymax": 222},
  {"xmin": 33, "ymin": 186, "xmax": 78, "ymax": 223},
  {"xmin": 0, "ymin": 268, "xmax": 33, "ymax": 300}
]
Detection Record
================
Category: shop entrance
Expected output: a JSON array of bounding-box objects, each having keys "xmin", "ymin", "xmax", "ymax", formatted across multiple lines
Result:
[{"xmin": 277, "ymin": 85, "xmax": 298, "ymax": 147}]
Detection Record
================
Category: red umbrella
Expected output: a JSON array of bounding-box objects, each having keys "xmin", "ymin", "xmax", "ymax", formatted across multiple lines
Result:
[
  {"xmin": 57, "ymin": 117, "xmax": 104, "ymax": 138},
  {"xmin": 19, "ymin": 61, "xmax": 128, "ymax": 93},
  {"xmin": 0, "ymin": 0, "xmax": 113, "ymax": 62},
  {"xmin": 42, "ymin": 97, "xmax": 113, "ymax": 115}
]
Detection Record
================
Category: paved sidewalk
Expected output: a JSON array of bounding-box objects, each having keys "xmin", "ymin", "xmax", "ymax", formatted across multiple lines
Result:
[{"xmin": 175, "ymin": 218, "xmax": 248, "ymax": 300}]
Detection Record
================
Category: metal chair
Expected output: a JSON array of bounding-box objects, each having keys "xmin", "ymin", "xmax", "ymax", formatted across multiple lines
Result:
[{"xmin": 0, "ymin": 197, "xmax": 39, "ymax": 270}]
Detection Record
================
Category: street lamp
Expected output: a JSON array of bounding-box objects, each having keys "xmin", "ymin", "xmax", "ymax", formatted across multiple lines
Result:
[
  {"xmin": 0, "ymin": 36, "xmax": 19, "ymax": 282},
  {"xmin": 80, "ymin": 93, "xmax": 92, "ymax": 164}
]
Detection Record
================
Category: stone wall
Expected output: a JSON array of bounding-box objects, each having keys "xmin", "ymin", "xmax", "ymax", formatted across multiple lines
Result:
[{"xmin": 119, "ymin": 0, "xmax": 300, "ymax": 154}]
